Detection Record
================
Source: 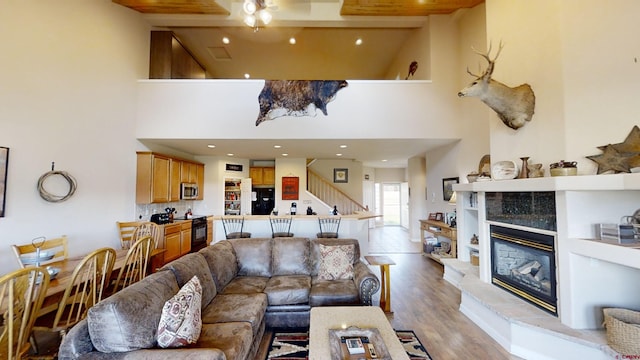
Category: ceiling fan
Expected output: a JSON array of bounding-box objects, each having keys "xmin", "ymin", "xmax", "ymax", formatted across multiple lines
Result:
[{"xmin": 242, "ymin": 0, "xmax": 279, "ymax": 30}]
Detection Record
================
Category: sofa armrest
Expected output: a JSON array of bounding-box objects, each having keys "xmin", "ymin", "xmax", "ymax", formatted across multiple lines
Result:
[
  {"xmin": 353, "ymin": 261, "xmax": 380, "ymax": 305},
  {"xmin": 58, "ymin": 318, "xmax": 94, "ymax": 359}
]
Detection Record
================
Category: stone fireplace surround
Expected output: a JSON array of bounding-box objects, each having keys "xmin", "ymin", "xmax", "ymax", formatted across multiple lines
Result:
[{"xmin": 447, "ymin": 174, "xmax": 640, "ymax": 359}]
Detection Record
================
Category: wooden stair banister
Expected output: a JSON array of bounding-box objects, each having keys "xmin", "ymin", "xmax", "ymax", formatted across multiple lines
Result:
[{"xmin": 306, "ymin": 168, "xmax": 367, "ymax": 215}]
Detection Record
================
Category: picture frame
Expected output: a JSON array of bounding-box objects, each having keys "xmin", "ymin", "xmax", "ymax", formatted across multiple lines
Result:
[
  {"xmin": 0, "ymin": 147, "xmax": 8, "ymax": 218},
  {"xmin": 428, "ymin": 213, "xmax": 437, "ymax": 220},
  {"xmin": 442, "ymin": 177, "xmax": 459, "ymax": 201},
  {"xmin": 334, "ymin": 168, "xmax": 348, "ymax": 183},
  {"xmin": 282, "ymin": 176, "xmax": 299, "ymax": 200},
  {"xmin": 435, "ymin": 212, "xmax": 444, "ymax": 221}
]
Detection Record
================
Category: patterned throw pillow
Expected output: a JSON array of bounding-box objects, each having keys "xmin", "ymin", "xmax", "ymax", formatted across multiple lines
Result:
[
  {"xmin": 157, "ymin": 276, "xmax": 202, "ymax": 348},
  {"xmin": 318, "ymin": 244, "xmax": 355, "ymax": 280}
]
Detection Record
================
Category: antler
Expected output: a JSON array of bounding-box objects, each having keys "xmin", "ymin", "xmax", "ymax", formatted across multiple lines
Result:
[{"xmin": 470, "ymin": 41, "xmax": 504, "ymax": 77}]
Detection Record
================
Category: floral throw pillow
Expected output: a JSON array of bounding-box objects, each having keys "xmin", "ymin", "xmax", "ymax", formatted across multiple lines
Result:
[
  {"xmin": 318, "ymin": 244, "xmax": 355, "ymax": 280},
  {"xmin": 157, "ymin": 275, "xmax": 202, "ymax": 348}
]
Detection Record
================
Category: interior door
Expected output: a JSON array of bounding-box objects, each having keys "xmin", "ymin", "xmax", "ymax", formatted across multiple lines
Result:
[{"xmin": 240, "ymin": 178, "xmax": 252, "ymax": 215}]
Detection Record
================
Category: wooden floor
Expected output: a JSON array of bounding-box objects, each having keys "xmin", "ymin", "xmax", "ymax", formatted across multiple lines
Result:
[{"xmin": 254, "ymin": 226, "xmax": 520, "ymax": 360}]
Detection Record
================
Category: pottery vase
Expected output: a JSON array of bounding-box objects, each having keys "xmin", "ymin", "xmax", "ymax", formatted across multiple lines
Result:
[{"xmin": 518, "ymin": 157, "xmax": 530, "ymax": 179}]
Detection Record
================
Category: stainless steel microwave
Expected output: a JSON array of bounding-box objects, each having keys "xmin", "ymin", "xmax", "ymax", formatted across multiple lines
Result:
[{"xmin": 180, "ymin": 183, "xmax": 199, "ymax": 200}]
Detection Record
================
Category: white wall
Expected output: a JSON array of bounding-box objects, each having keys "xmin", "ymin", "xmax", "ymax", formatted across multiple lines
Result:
[
  {"xmin": 423, "ymin": 7, "xmax": 489, "ymax": 217},
  {"xmin": 0, "ymin": 1, "xmax": 150, "ymax": 275},
  {"xmin": 308, "ymin": 159, "xmax": 364, "ymax": 205},
  {"xmin": 384, "ymin": 21, "xmax": 432, "ymax": 80},
  {"xmin": 485, "ymin": 0, "xmax": 640, "ymax": 175}
]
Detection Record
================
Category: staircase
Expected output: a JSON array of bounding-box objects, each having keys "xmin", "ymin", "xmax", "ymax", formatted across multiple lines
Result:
[{"xmin": 306, "ymin": 168, "xmax": 366, "ymax": 215}]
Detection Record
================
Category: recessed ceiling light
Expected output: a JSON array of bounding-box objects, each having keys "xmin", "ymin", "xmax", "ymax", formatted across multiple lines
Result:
[
  {"xmin": 381, "ymin": 159, "xmax": 388, "ymax": 162},
  {"xmin": 282, "ymin": 153, "xmax": 288, "ymax": 156},
  {"xmin": 222, "ymin": 37, "xmax": 230, "ymax": 44},
  {"xmin": 207, "ymin": 144, "xmax": 216, "ymax": 148},
  {"xmin": 289, "ymin": 37, "xmax": 296, "ymax": 45},
  {"xmin": 336, "ymin": 153, "xmax": 343, "ymax": 157},
  {"xmin": 339, "ymin": 144, "xmax": 347, "ymax": 148},
  {"xmin": 274, "ymin": 145, "xmax": 282, "ymax": 148},
  {"xmin": 244, "ymin": 73, "xmax": 250, "ymax": 79},
  {"xmin": 227, "ymin": 153, "xmax": 234, "ymax": 156},
  {"xmin": 355, "ymin": 38, "xmax": 363, "ymax": 46}
]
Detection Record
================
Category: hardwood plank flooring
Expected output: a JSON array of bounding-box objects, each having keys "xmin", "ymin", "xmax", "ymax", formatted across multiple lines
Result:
[{"xmin": 254, "ymin": 226, "xmax": 520, "ymax": 359}]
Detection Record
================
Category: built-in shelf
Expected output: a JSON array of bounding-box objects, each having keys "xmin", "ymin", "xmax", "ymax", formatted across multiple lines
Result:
[{"xmin": 455, "ymin": 173, "xmax": 640, "ymax": 192}]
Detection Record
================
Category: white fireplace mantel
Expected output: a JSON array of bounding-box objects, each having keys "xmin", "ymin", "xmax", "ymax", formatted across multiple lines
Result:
[
  {"xmin": 453, "ymin": 175, "xmax": 640, "ymax": 320},
  {"xmin": 449, "ymin": 174, "xmax": 640, "ymax": 358}
]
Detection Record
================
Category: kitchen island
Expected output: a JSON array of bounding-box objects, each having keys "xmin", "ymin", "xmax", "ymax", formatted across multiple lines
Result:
[{"xmin": 211, "ymin": 212, "xmax": 379, "ymax": 256}]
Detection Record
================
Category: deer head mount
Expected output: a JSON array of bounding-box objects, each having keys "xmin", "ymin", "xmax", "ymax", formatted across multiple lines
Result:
[{"xmin": 458, "ymin": 42, "xmax": 536, "ymax": 130}]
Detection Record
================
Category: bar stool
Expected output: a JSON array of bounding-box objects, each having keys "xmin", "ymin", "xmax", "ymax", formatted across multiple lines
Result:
[
  {"xmin": 222, "ymin": 216, "xmax": 251, "ymax": 239},
  {"xmin": 317, "ymin": 216, "xmax": 341, "ymax": 238},
  {"xmin": 270, "ymin": 216, "xmax": 294, "ymax": 237}
]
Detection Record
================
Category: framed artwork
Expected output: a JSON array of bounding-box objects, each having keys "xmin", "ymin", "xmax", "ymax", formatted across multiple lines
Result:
[
  {"xmin": 442, "ymin": 177, "xmax": 459, "ymax": 201},
  {"xmin": 0, "ymin": 147, "xmax": 8, "ymax": 217},
  {"xmin": 435, "ymin": 212, "xmax": 444, "ymax": 221},
  {"xmin": 282, "ymin": 176, "xmax": 299, "ymax": 200},
  {"xmin": 334, "ymin": 168, "xmax": 348, "ymax": 183}
]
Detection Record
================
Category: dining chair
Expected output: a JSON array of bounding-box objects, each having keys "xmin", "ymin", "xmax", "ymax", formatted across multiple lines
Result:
[
  {"xmin": 111, "ymin": 236, "xmax": 154, "ymax": 293},
  {"xmin": 131, "ymin": 222, "xmax": 161, "ymax": 249},
  {"xmin": 30, "ymin": 247, "xmax": 116, "ymax": 358},
  {"xmin": 117, "ymin": 221, "xmax": 142, "ymax": 249},
  {"xmin": 269, "ymin": 216, "xmax": 294, "ymax": 238},
  {"xmin": 11, "ymin": 236, "xmax": 68, "ymax": 269},
  {"xmin": 0, "ymin": 267, "xmax": 50, "ymax": 360},
  {"xmin": 317, "ymin": 216, "xmax": 341, "ymax": 238},
  {"xmin": 222, "ymin": 216, "xmax": 251, "ymax": 239}
]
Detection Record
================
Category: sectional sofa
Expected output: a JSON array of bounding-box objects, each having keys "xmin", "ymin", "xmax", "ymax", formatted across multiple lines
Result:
[{"xmin": 59, "ymin": 237, "xmax": 380, "ymax": 359}]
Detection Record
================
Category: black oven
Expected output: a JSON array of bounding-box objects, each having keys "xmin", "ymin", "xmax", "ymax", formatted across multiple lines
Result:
[{"xmin": 190, "ymin": 216, "xmax": 208, "ymax": 252}]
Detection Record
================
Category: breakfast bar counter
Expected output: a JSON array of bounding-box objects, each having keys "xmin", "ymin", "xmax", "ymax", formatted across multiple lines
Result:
[{"xmin": 210, "ymin": 212, "xmax": 379, "ymax": 256}]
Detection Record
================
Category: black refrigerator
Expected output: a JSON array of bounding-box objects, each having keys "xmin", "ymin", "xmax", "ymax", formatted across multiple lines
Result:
[{"xmin": 252, "ymin": 188, "xmax": 275, "ymax": 215}]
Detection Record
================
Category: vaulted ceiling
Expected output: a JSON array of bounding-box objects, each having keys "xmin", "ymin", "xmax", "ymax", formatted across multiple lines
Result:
[{"xmin": 114, "ymin": 0, "xmax": 483, "ymax": 167}]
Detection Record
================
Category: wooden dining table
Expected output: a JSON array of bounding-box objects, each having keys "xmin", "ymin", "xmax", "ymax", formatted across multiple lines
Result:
[{"xmin": 38, "ymin": 247, "xmax": 165, "ymax": 317}]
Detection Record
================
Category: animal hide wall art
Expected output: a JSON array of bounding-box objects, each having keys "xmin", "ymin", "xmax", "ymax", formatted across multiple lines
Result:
[{"xmin": 255, "ymin": 80, "xmax": 348, "ymax": 126}]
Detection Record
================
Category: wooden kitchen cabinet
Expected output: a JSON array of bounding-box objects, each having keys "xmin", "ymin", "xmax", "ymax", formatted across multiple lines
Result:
[
  {"xmin": 180, "ymin": 221, "xmax": 192, "ymax": 255},
  {"xmin": 250, "ymin": 167, "xmax": 275, "ymax": 186},
  {"xmin": 136, "ymin": 152, "xmax": 171, "ymax": 204},
  {"xmin": 163, "ymin": 221, "xmax": 192, "ymax": 263},
  {"xmin": 136, "ymin": 152, "xmax": 205, "ymax": 204},
  {"xmin": 170, "ymin": 159, "xmax": 181, "ymax": 202},
  {"xmin": 206, "ymin": 216, "xmax": 213, "ymax": 245},
  {"xmin": 196, "ymin": 164, "xmax": 204, "ymax": 200},
  {"xmin": 181, "ymin": 161, "xmax": 198, "ymax": 183},
  {"xmin": 164, "ymin": 223, "xmax": 182, "ymax": 263}
]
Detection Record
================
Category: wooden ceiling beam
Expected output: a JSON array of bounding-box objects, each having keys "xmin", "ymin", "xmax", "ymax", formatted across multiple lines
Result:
[
  {"xmin": 112, "ymin": 0, "xmax": 230, "ymax": 15},
  {"xmin": 340, "ymin": 0, "xmax": 484, "ymax": 16}
]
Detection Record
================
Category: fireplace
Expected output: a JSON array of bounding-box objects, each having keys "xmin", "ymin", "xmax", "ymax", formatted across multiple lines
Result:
[{"xmin": 490, "ymin": 224, "xmax": 557, "ymax": 315}]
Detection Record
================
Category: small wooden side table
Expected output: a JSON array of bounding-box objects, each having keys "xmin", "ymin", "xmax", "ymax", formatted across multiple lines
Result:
[{"xmin": 365, "ymin": 255, "xmax": 396, "ymax": 313}]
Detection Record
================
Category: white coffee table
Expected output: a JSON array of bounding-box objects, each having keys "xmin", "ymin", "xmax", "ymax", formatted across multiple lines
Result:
[{"xmin": 309, "ymin": 306, "xmax": 410, "ymax": 360}]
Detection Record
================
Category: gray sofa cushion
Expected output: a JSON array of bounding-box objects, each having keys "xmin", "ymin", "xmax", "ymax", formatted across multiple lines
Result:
[
  {"xmin": 161, "ymin": 252, "xmax": 217, "ymax": 308},
  {"xmin": 310, "ymin": 238, "xmax": 361, "ymax": 276},
  {"xmin": 199, "ymin": 241, "xmax": 238, "ymax": 290},
  {"xmin": 196, "ymin": 322, "xmax": 254, "ymax": 360},
  {"xmin": 201, "ymin": 293, "xmax": 268, "ymax": 336},
  {"xmin": 309, "ymin": 278, "xmax": 359, "ymax": 306},
  {"xmin": 87, "ymin": 270, "xmax": 179, "ymax": 353},
  {"xmin": 264, "ymin": 275, "xmax": 311, "ymax": 305},
  {"xmin": 230, "ymin": 238, "xmax": 272, "ymax": 277},
  {"xmin": 221, "ymin": 276, "xmax": 269, "ymax": 294},
  {"xmin": 272, "ymin": 237, "xmax": 311, "ymax": 276}
]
